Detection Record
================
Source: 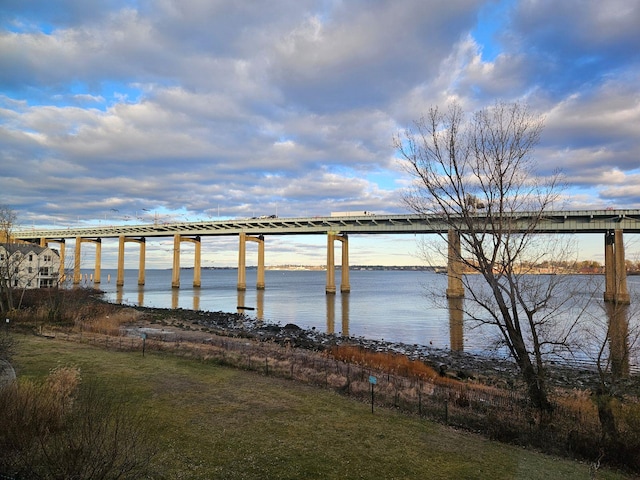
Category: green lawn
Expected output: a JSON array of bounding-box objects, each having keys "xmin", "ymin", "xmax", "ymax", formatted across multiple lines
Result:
[{"xmin": 11, "ymin": 334, "xmax": 630, "ymax": 480}]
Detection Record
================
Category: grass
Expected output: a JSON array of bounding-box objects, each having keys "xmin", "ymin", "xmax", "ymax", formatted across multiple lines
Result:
[{"xmin": 11, "ymin": 334, "xmax": 633, "ymax": 480}]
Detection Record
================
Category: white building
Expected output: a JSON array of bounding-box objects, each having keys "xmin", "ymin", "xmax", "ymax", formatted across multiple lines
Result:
[{"xmin": 0, "ymin": 243, "xmax": 61, "ymax": 289}]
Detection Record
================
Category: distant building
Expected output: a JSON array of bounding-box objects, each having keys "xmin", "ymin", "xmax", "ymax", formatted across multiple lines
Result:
[{"xmin": 0, "ymin": 243, "xmax": 60, "ymax": 289}]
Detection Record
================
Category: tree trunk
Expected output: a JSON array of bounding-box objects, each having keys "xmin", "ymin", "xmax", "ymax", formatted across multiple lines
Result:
[{"xmin": 521, "ymin": 361, "xmax": 552, "ymax": 412}]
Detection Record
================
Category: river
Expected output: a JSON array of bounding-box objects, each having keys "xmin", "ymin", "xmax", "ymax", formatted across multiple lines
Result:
[{"xmin": 80, "ymin": 268, "xmax": 640, "ymax": 370}]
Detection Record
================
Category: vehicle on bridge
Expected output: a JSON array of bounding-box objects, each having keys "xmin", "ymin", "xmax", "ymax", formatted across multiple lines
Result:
[{"xmin": 330, "ymin": 211, "xmax": 374, "ymax": 217}]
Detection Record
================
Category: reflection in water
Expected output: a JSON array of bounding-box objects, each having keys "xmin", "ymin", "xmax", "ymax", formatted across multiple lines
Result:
[
  {"xmin": 448, "ymin": 297, "xmax": 464, "ymax": 352},
  {"xmin": 237, "ymin": 290, "xmax": 246, "ymax": 315},
  {"xmin": 606, "ymin": 302, "xmax": 630, "ymax": 378},
  {"xmin": 341, "ymin": 293, "xmax": 350, "ymax": 337},
  {"xmin": 171, "ymin": 289, "xmax": 179, "ymax": 309},
  {"xmin": 193, "ymin": 288, "xmax": 200, "ymax": 311},
  {"xmin": 326, "ymin": 294, "xmax": 335, "ymax": 334},
  {"xmin": 256, "ymin": 289, "xmax": 264, "ymax": 320},
  {"xmin": 325, "ymin": 293, "xmax": 350, "ymax": 335},
  {"xmin": 116, "ymin": 287, "xmax": 123, "ymax": 304}
]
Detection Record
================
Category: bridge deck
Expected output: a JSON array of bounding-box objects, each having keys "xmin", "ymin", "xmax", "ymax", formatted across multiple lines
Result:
[{"xmin": 14, "ymin": 210, "xmax": 640, "ymax": 240}]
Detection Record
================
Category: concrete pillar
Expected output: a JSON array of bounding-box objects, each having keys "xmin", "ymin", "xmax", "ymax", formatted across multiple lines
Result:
[
  {"xmin": 238, "ymin": 233, "xmax": 265, "ymax": 290},
  {"xmin": 193, "ymin": 237, "xmax": 201, "ymax": 288},
  {"xmin": 94, "ymin": 239, "xmax": 101, "ymax": 284},
  {"xmin": 604, "ymin": 230, "xmax": 630, "ymax": 304},
  {"xmin": 117, "ymin": 236, "xmax": 125, "ymax": 287},
  {"xmin": 116, "ymin": 237, "xmax": 146, "ymax": 287},
  {"xmin": 138, "ymin": 238, "xmax": 146, "ymax": 286},
  {"xmin": 339, "ymin": 234, "xmax": 350, "ymax": 293},
  {"xmin": 614, "ymin": 230, "xmax": 630, "ymax": 304},
  {"xmin": 57, "ymin": 240, "xmax": 66, "ymax": 283},
  {"xmin": 172, "ymin": 234, "xmax": 181, "ymax": 288},
  {"xmin": 604, "ymin": 231, "xmax": 615, "ymax": 302},
  {"xmin": 181, "ymin": 236, "xmax": 201, "ymax": 288},
  {"xmin": 256, "ymin": 235, "xmax": 265, "ymax": 290},
  {"xmin": 446, "ymin": 229, "xmax": 465, "ymax": 298},
  {"xmin": 78, "ymin": 238, "xmax": 102, "ymax": 284},
  {"xmin": 326, "ymin": 232, "xmax": 349, "ymax": 294},
  {"xmin": 326, "ymin": 233, "xmax": 336, "ymax": 294},
  {"xmin": 237, "ymin": 232, "xmax": 246, "ymax": 291},
  {"xmin": 73, "ymin": 236, "xmax": 81, "ymax": 285}
]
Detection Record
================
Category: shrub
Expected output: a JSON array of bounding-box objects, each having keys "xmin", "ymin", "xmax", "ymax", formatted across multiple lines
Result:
[{"xmin": 0, "ymin": 365, "xmax": 157, "ymax": 479}]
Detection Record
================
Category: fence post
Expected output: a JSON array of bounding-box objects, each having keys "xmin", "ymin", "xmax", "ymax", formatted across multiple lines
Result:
[{"xmin": 444, "ymin": 399, "xmax": 449, "ymax": 425}]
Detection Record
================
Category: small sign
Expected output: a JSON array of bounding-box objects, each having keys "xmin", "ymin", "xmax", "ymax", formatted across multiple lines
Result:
[
  {"xmin": 141, "ymin": 332, "xmax": 147, "ymax": 340},
  {"xmin": 369, "ymin": 375, "xmax": 377, "ymax": 385}
]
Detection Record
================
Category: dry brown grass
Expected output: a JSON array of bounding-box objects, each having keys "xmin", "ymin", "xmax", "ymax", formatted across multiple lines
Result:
[
  {"xmin": 74, "ymin": 307, "xmax": 142, "ymax": 336},
  {"xmin": 326, "ymin": 345, "xmax": 441, "ymax": 380}
]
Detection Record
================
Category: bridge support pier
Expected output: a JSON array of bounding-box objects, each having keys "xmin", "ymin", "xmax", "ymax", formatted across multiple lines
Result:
[
  {"xmin": 73, "ymin": 237, "xmax": 101, "ymax": 285},
  {"xmin": 604, "ymin": 229, "xmax": 630, "ymax": 304},
  {"xmin": 171, "ymin": 235, "xmax": 201, "ymax": 289},
  {"xmin": 326, "ymin": 233, "xmax": 350, "ymax": 294},
  {"xmin": 84, "ymin": 239, "xmax": 101, "ymax": 284},
  {"xmin": 446, "ymin": 229, "xmax": 465, "ymax": 298},
  {"xmin": 116, "ymin": 237, "xmax": 146, "ymax": 287},
  {"xmin": 237, "ymin": 232, "xmax": 265, "ymax": 291}
]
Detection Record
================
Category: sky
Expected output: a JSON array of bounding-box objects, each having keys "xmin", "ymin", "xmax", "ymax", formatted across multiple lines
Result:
[{"xmin": 1, "ymin": 0, "xmax": 640, "ymax": 268}]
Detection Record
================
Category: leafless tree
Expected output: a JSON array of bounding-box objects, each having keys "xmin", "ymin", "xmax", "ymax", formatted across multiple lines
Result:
[
  {"xmin": 0, "ymin": 205, "xmax": 18, "ymax": 313},
  {"xmin": 395, "ymin": 101, "xmax": 577, "ymax": 411}
]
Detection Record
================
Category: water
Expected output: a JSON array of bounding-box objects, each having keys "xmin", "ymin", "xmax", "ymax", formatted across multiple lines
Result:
[{"xmin": 79, "ymin": 268, "xmax": 640, "ymax": 369}]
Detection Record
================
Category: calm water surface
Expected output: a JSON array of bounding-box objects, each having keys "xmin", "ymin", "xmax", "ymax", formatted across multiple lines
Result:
[{"xmin": 84, "ymin": 268, "xmax": 640, "ymax": 368}]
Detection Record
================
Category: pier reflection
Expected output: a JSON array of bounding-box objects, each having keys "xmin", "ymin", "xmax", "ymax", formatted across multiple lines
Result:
[
  {"xmin": 326, "ymin": 294, "xmax": 335, "ymax": 333},
  {"xmin": 256, "ymin": 289, "xmax": 264, "ymax": 320},
  {"xmin": 606, "ymin": 302, "xmax": 630, "ymax": 378},
  {"xmin": 237, "ymin": 290, "xmax": 245, "ymax": 315},
  {"xmin": 448, "ymin": 297, "xmax": 464, "ymax": 352},
  {"xmin": 171, "ymin": 289, "xmax": 179, "ymax": 309},
  {"xmin": 235, "ymin": 290, "xmax": 263, "ymax": 319},
  {"xmin": 325, "ymin": 293, "xmax": 350, "ymax": 336}
]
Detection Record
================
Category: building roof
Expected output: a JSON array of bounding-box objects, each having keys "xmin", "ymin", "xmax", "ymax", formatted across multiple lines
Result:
[{"xmin": 1, "ymin": 243, "xmax": 50, "ymax": 256}]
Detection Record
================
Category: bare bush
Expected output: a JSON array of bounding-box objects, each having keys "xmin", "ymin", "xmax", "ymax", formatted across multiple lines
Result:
[{"xmin": 0, "ymin": 365, "xmax": 157, "ymax": 479}]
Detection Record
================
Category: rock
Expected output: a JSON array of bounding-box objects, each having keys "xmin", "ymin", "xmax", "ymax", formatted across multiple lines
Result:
[{"xmin": 0, "ymin": 359, "xmax": 16, "ymax": 389}]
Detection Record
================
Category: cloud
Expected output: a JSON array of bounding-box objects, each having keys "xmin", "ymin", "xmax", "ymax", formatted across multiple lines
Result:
[{"xmin": 1, "ymin": 0, "xmax": 640, "ymax": 263}]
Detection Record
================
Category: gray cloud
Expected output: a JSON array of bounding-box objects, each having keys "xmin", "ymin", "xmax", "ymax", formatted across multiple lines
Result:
[{"xmin": 0, "ymin": 0, "xmax": 639, "ymax": 251}]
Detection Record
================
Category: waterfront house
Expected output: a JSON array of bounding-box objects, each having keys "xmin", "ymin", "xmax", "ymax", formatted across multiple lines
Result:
[{"xmin": 0, "ymin": 243, "xmax": 60, "ymax": 288}]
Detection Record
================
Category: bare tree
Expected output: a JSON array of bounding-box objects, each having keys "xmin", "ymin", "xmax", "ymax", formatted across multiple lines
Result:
[
  {"xmin": 0, "ymin": 205, "xmax": 18, "ymax": 313},
  {"xmin": 395, "ymin": 101, "xmax": 573, "ymax": 411}
]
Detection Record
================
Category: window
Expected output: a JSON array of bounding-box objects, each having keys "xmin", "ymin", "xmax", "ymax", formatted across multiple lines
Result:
[
  {"xmin": 28, "ymin": 267, "xmax": 33, "ymax": 273},
  {"xmin": 29, "ymin": 254, "xmax": 33, "ymax": 261}
]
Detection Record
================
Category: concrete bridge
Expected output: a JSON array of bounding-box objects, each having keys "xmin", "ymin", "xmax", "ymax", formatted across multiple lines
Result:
[{"xmin": 14, "ymin": 209, "xmax": 640, "ymax": 303}]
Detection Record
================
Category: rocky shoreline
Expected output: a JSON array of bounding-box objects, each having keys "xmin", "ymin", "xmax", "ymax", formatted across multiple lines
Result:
[{"xmin": 125, "ymin": 304, "xmax": 640, "ymax": 395}]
